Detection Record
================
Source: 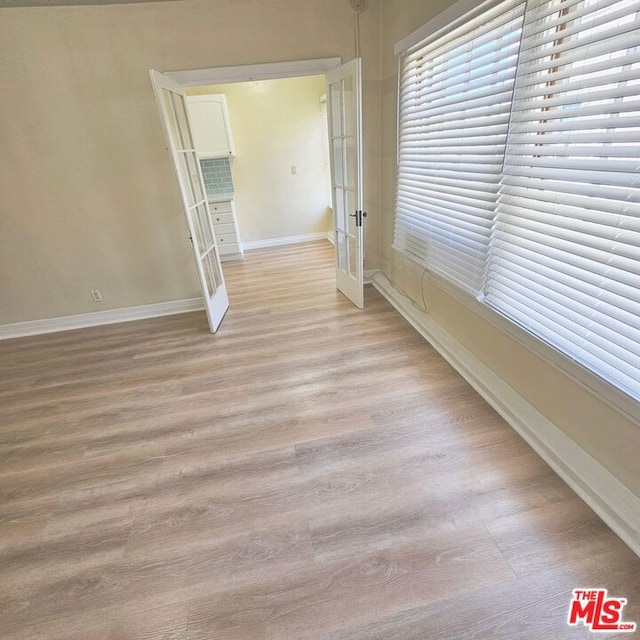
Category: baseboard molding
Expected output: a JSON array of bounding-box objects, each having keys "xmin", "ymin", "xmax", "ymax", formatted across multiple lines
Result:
[
  {"xmin": 0, "ymin": 297, "xmax": 204, "ymax": 340},
  {"xmin": 327, "ymin": 230, "xmax": 335, "ymax": 245},
  {"xmin": 219, "ymin": 252, "xmax": 245, "ymax": 263},
  {"xmin": 371, "ymin": 271, "xmax": 640, "ymax": 558},
  {"xmin": 364, "ymin": 268, "xmax": 380, "ymax": 284},
  {"xmin": 243, "ymin": 233, "xmax": 330, "ymax": 251}
]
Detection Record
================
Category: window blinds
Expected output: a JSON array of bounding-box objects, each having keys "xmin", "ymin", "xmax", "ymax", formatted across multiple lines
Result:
[
  {"xmin": 393, "ymin": 0, "xmax": 526, "ymax": 294},
  {"xmin": 485, "ymin": 0, "xmax": 640, "ymax": 401}
]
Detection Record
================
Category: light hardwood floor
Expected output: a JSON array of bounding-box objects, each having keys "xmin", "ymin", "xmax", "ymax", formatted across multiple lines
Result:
[{"xmin": 1, "ymin": 240, "xmax": 638, "ymax": 639}]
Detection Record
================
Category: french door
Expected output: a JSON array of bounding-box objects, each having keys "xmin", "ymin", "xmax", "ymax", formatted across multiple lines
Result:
[
  {"xmin": 150, "ymin": 70, "xmax": 229, "ymax": 333},
  {"xmin": 326, "ymin": 58, "xmax": 365, "ymax": 309}
]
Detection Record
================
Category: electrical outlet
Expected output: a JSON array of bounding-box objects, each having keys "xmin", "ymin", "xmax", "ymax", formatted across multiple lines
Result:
[
  {"xmin": 291, "ymin": 165, "xmax": 297, "ymax": 175},
  {"xmin": 90, "ymin": 289, "xmax": 103, "ymax": 303}
]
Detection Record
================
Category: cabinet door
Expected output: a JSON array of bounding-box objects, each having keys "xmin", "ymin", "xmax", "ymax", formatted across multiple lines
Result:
[{"xmin": 186, "ymin": 95, "xmax": 235, "ymax": 158}]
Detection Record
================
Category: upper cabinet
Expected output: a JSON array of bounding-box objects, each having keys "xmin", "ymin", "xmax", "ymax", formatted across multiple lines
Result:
[{"xmin": 186, "ymin": 94, "xmax": 235, "ymax": 158}]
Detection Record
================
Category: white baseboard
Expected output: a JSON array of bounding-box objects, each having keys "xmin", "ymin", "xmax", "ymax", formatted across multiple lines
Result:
[
  {"xmin": 364, "ymin": 268, "xmax": 380, "ymax": 284},
  {"xmin": 371, "ymin": 271, "xmax": 640, "ymax": 558},
  {"xmin": 0, "ymin": 297, "xmax": 204, "ymax": 340},
  {"xmin": 220, "ymin": 252, "xmax": 245, "ymax": 263},
  {"xmin": 327, "ymin": 230, "xmax": 335, "ymax": 245},
  {"xmin": 242, "ymin": 233, "xmax": 330, "ymax": 251}
]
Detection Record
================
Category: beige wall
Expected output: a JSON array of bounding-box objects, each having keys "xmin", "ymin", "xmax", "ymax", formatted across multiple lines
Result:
[
  {"xmin": 188, "ymin": 76, "xmax": 332, "ymax": 243},
  {"xmin": 0, "ymin": 0, "xmax": 381, "ymax": 324},
  {"xmin": 379, "ymin": 0, "xmax": 640, "ymax": 496}
]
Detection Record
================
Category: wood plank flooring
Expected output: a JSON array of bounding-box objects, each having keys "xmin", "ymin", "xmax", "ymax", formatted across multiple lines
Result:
[{"xmin": 0, "ymin": 240, "xmax": 638, "ymax": 639}]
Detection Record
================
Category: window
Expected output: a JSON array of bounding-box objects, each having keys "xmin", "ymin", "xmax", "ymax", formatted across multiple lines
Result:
[
  {"xmin": 393, "ymin": 0, "xmax": 527, "ymax": 294},
  {"xmin": 394, "ymin": 0, "xmax": 640, "ymax": 404}
]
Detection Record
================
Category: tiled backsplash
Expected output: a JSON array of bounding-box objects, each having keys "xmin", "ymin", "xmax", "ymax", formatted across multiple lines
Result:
[{"xmin": 200, "ymin": 157, "xmax": 235, "ymax": 198}]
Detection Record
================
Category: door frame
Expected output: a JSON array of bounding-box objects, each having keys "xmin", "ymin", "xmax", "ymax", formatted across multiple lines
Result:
[{"xmin": 166, "ymin": 58, "xmax": 342, "ymax": 87}]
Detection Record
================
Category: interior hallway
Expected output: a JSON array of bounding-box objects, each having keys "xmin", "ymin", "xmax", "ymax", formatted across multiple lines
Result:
[{"xmin": 0, "ymin": 240, "xmax": 638, "ymax": 639}]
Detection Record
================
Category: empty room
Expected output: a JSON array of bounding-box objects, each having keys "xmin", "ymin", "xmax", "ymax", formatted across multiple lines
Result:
[{"xmin": 0, "ymin": 0, "xmax": 639, "ymax": 638}]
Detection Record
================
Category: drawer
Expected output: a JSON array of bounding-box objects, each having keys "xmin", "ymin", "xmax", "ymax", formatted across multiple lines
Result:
[
  {"xmin": 219, "ymin": 242, "xmax": 240, "ymax": 256},
  {"xmin": 213, "ymin": 222, "xmax": 236, "ymax": 235},
  {"xmin": 208, "ymin": 201, "xmax": 233, "ymax": 214},
  {"xmin": 210, "ymin": 212, "xmax": 234, "ymax": 225},
  {"xmin": 215, "ymin": 233, "xmax": 238, "ymax": 247}
]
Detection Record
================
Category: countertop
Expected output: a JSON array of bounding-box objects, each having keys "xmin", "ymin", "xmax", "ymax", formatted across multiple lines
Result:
[{"xmin": 207, "ymin": 194, "xmax": 234, "ymax": 203}]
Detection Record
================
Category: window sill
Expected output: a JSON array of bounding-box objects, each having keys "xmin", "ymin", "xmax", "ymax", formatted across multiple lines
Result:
[{"xmin": 393, "ymin": 249, "xmax": 640, "ymax": 426}]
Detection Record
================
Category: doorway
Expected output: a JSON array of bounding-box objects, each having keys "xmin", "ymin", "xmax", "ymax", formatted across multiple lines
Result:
[
  {"xmin": 186, "ymin": 75, "xmax": 333, "ymax": 254},
  {"xmin": 150, "ymin": 58, "xmax": 364, "ymax": 333}
]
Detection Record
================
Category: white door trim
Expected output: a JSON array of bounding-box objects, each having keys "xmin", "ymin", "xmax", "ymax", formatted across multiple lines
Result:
[{"xmin": 166, "ymin": 58, "xmax": 342, "ymax": 87}]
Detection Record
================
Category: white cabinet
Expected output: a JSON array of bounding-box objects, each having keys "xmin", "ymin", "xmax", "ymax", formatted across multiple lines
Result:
[
  {"xmin": 209, "ymin": 199, "xmax": 244, "ymax": 262},
  {"xmin": 186, "ymin": 95, "xmax": 235, "ymax": 158}
]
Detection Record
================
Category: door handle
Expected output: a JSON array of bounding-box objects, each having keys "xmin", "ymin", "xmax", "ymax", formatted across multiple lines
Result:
[{"xmin": 350, "ymin": 210, "xmax": 367, "ymax": 227}]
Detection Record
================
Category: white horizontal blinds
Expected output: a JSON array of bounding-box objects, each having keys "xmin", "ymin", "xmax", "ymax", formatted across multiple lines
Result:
[
  {"xmin": 486, "ymin": 0, "xmax": 640, "ymax": 401},
  {"xmin": 394, "ymin": 0, "xmax": 526, "ymax": 294}
]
